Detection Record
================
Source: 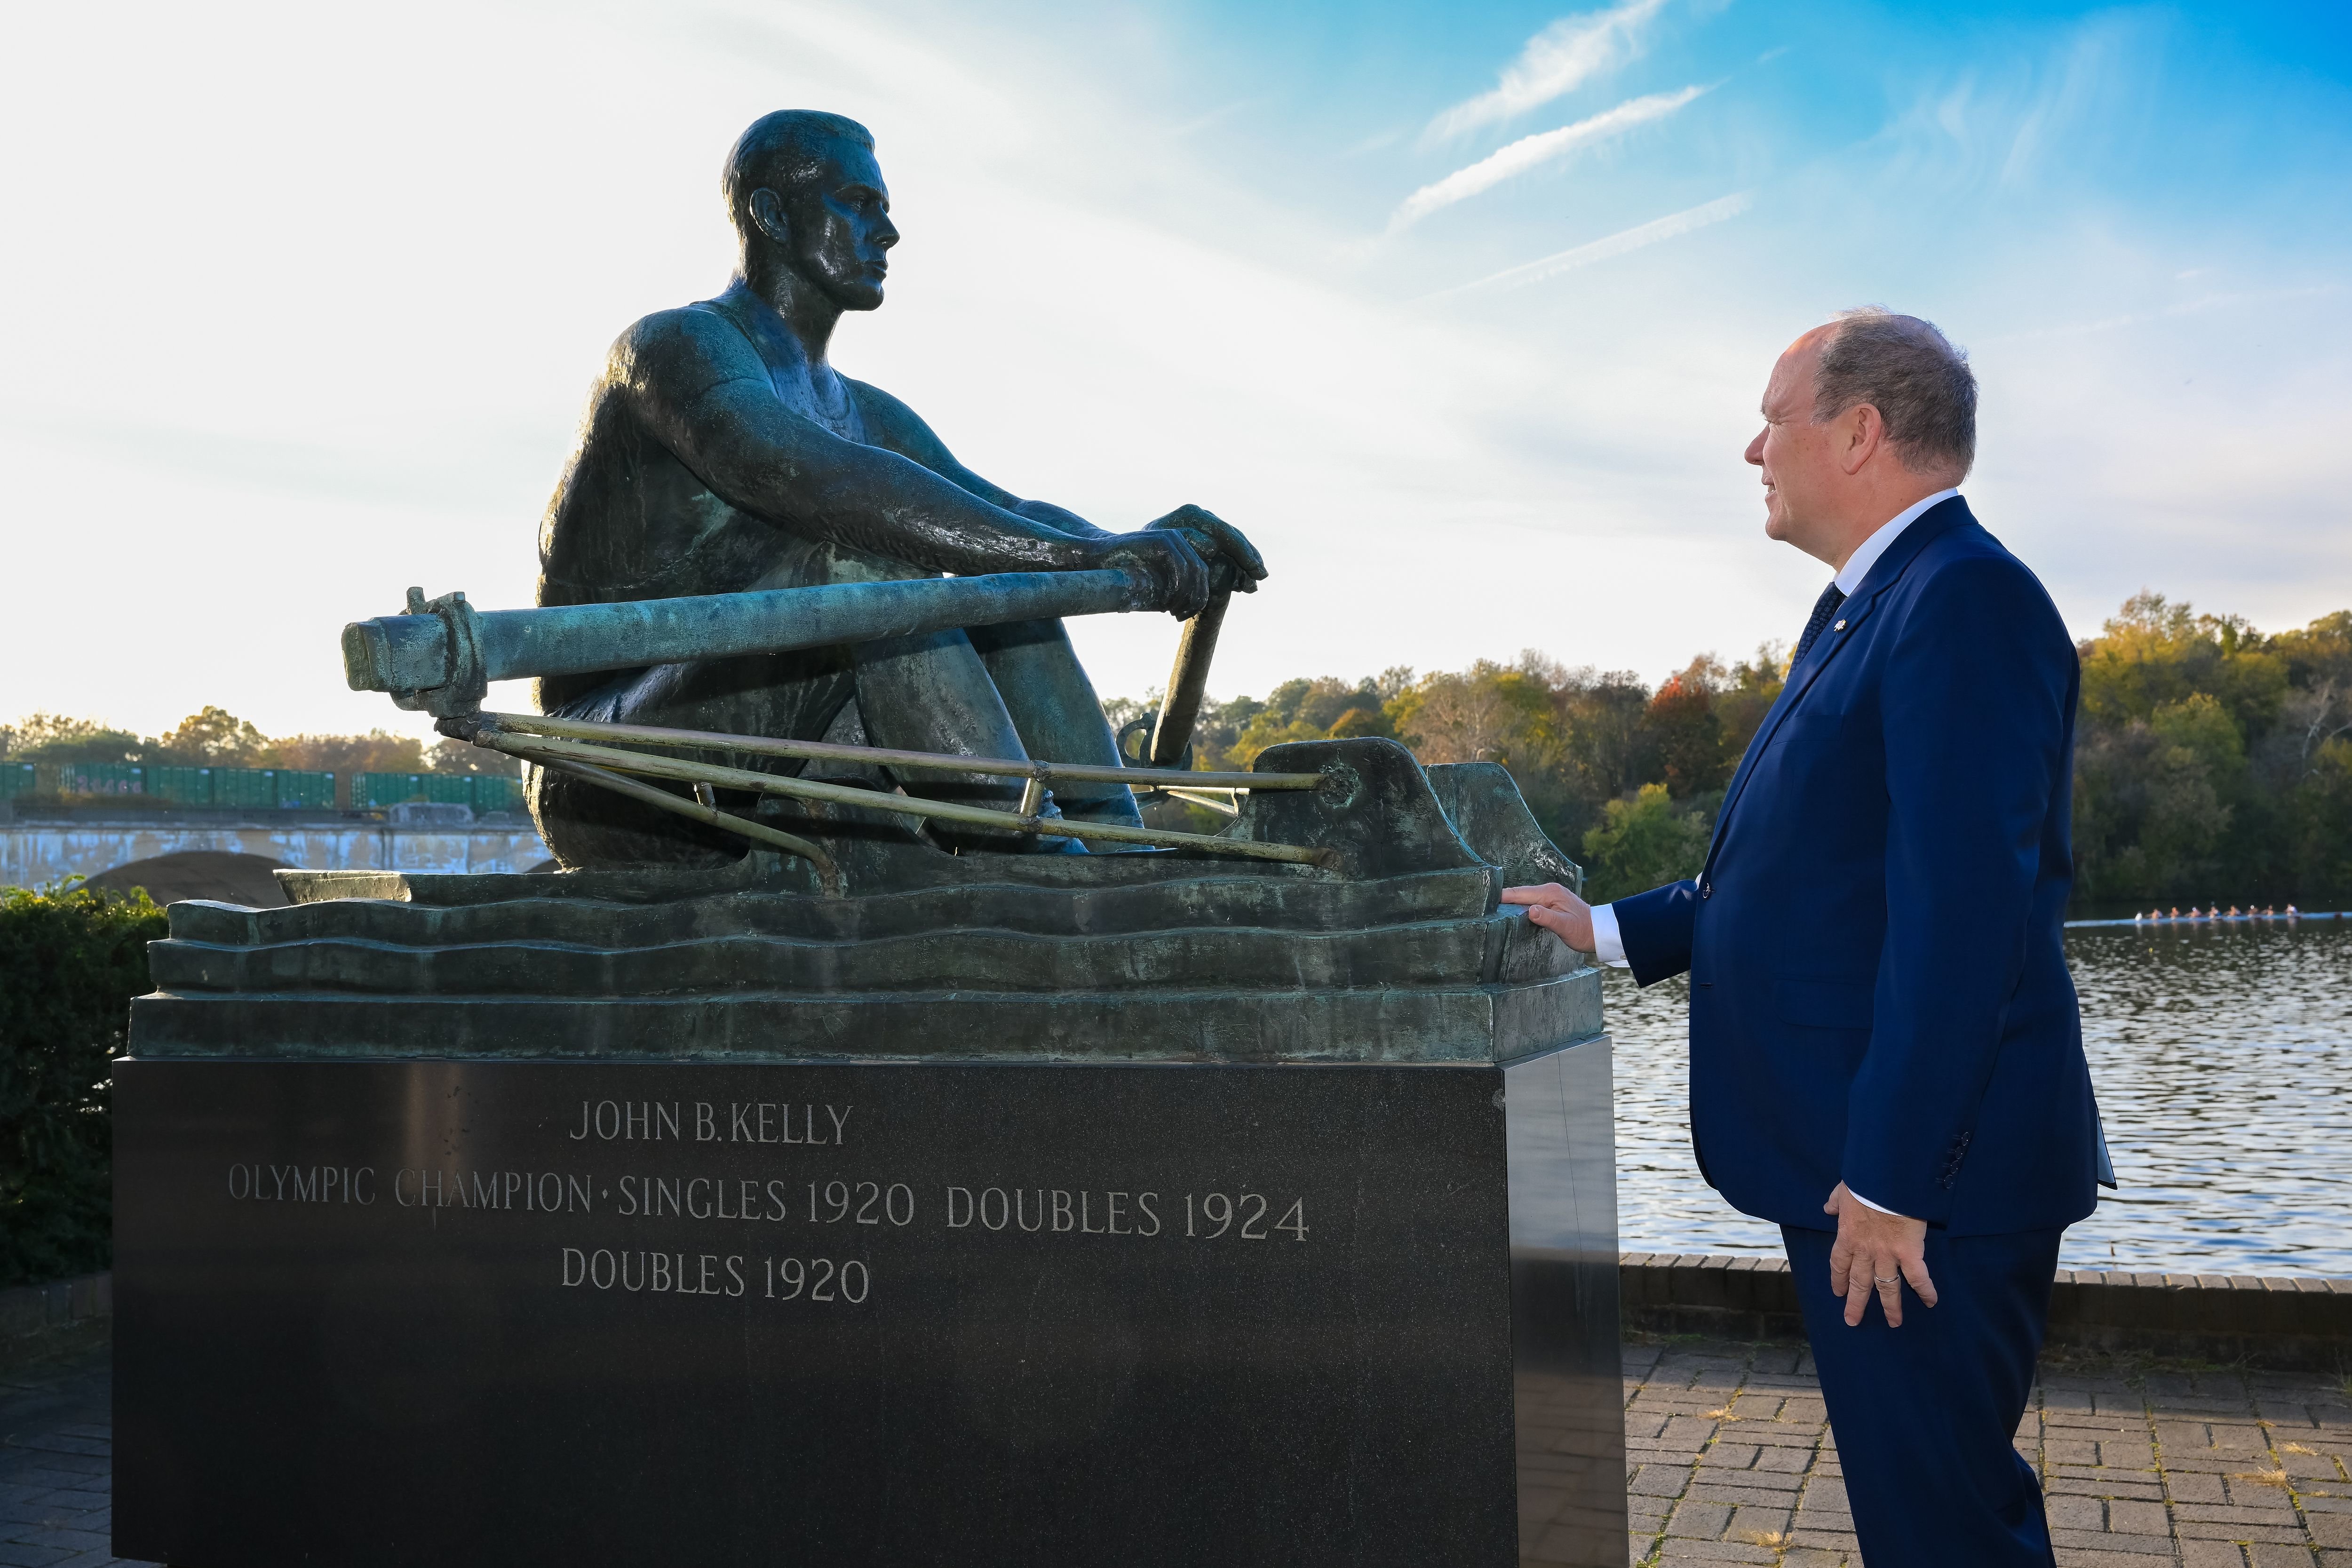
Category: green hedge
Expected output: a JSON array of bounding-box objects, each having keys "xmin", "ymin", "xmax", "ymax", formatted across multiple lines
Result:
[{"xmin": 0, "ymin": 878, "xmax": 165, "ymax": 1287}]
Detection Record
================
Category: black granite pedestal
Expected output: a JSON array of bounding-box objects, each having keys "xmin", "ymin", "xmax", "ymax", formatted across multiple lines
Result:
[
  {"xmin": 113, "ymin": 747, "xmax": 1625, "ymax": 1565},
  {"xmin": 113, "ymin": 1044, "xmax": 1620, "ymax": 1567}
]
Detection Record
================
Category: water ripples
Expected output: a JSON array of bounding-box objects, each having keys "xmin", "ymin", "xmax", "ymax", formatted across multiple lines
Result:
[{"xmin": 1605, "ymin": 923, "xmax": 2352, "ymax": 1275}]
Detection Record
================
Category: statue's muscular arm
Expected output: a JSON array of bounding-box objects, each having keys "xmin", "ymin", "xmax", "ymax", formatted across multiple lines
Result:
[
  {"xmin": 842, "ymin": 378, "xmax": 1105, "ymax": 538},
  {"xmin": 610, "ymin": 309, "xmax": 1208, "ymax": 609},
  {"xmin": 850, "ymin": 377, "xmax": 1271, "ymax": 596}
]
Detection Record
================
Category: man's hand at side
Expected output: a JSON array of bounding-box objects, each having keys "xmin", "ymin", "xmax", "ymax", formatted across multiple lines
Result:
[
  {"xmin": 1824, "ymin": 1182, "xmax": 1938, "ymax": 1327},
  {"xmin": 1500, "ymin": 882, "xmax": 1595, "ymax": 954}
]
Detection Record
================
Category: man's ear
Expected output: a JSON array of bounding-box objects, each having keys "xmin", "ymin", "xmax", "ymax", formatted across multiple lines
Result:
[
  {"xmin": 747, "ymin": 188, "xmax": 792, "ymax": 247},
  {"xmin": 1838, "ymin": 403, "xmax": 1886, "ymax": 477}
]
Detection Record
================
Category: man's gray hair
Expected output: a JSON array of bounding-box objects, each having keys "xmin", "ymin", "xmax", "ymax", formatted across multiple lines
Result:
[{"xmin": 1812, "ymin": 307, "xmax": 1977, "ymax": 479}]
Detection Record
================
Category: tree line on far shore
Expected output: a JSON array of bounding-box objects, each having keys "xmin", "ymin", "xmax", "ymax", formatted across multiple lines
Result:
[
  {"xmin": 0, "ymin": 706, "xmax": 516, "ymax": 778},
  {"xmin": 1110, "ymin": 593, "xmax": 2352, "ymax": 909}
]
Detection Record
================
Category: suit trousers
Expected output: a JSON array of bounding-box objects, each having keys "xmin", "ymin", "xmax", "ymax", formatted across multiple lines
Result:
[{"xmin": 1781, "ymin": 1224, "xmax": 2064, "ymax": 1566}]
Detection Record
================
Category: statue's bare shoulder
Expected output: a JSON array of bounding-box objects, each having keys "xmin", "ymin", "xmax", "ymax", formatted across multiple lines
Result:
[{"xmin": 599, "ymin": 304, "xmax": 779, "ymax": 429}]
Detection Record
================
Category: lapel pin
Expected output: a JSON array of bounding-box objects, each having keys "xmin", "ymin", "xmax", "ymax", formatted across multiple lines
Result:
[{"xmin": 1834, "ymin": 619, "xmax": 1847, "ymax": 631}]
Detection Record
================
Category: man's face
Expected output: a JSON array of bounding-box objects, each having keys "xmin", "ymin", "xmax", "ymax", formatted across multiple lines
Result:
[
  {"xmin": 781, "ymin": 143, "xmax": 898, "ymax": 311},
  {"xmin": 1744, "ymin": 332, "xmax": 1839, "ymax": 555}
]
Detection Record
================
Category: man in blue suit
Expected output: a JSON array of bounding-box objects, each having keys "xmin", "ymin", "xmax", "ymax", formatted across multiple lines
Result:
[{"xmin": 1507, "ymin": 309, "xmax": 2099, "ymax": 1566}]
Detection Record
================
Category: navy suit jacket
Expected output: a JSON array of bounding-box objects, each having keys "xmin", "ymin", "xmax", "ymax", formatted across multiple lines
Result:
[{"xmin": 1613, "ymin": 497, "xmax": 2100, "ymax": 1234}]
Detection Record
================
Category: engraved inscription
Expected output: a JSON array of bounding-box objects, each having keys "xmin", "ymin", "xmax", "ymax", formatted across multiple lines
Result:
[
  {"xmin": 227, "ymin": 1164, "xmax": 378, "ymax": 1204},
  {"xmin": 569, "ymin": 1101, "xmax": 852, "ymax": 1146},
  {"xmin": 222, "ymin": 1086, "xmax": 1314, "ymax": 1311}
]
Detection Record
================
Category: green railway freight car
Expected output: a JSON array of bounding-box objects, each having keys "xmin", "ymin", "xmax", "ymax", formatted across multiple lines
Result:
[
  {"xmin": 146, "ymin": 767, "xmax": 337, "ymax": 809},
  {"xmin": 350, "ymin": 772, "xmax": 519, "ymax": 814}
]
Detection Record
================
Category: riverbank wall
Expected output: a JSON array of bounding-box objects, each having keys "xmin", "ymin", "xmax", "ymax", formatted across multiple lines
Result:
[
  {"xmin": 1622, "ymin": 1252, "xmax": 2352, "ymax": 1369},
  {"xmin": 0, "ymin": 803, "xmax": 550, "ymax": 891}
]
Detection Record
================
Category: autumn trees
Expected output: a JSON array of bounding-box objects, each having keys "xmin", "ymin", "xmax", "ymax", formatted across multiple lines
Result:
[{"xmin": 1134, "ymin": 594, "xmax": 2352, "ymax": 909}]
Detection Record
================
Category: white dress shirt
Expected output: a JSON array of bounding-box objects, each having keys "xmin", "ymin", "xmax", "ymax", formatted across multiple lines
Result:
[{"xmin": 1578, "ymin": 489, "xmax": 1960, "ymax": 1218}]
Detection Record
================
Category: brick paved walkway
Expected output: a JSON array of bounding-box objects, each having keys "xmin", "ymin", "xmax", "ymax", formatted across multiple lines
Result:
[
  {"xmin": 1624, "ymin": 1334, "xmax": 2352, "ymax": 1566},
  {"xmin": 6, "ymin": 1334, "xmax": 2346, "ymax": 1565},
  {"xmin": 0, "ymin": 1340, "xmax": 137, "ymax": 1568}
]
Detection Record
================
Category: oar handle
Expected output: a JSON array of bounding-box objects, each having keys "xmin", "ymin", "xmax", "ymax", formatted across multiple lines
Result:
[
  {"xmin": 1149, "ymin": 589, "xmax": 1232, "ymax": 768},
  {"xmin": 342, "ymin": 568, "xmax": 1152, "ymax": 718}
]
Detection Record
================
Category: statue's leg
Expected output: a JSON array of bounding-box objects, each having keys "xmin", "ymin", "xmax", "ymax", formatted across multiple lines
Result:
[
  {"xmin": 965, "ymin": 618, "xmax": 1147, "ymax": 832},
  {"xmin": 527, "ymin": 647, "xmax": 854, "ymax": 869},
  {"xmin": 850, "ymin": 627, "xmax": 1080, "ymax": 853},
  {"xmin": 528, "ymin": 537, "xmax": 893, "ymax": 869}
]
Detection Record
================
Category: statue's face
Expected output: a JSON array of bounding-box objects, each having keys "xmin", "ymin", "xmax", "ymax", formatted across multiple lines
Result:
[{"xmin": 776, "ymin": 143, "xmax": 898, "ymax": 311}]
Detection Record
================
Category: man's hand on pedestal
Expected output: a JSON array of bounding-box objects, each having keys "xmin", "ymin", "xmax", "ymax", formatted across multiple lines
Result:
[
  {"xmin": 1500, "ymin": 882, "xmax": 1595, "ymax": 954},
  {"xmin": 1145, "ymin": 504, "xmax": 1267, "ymax": 596},
  {"xmin": 1824, "ymin": 1182, "xmax": 1938, "ymax": 1327}
]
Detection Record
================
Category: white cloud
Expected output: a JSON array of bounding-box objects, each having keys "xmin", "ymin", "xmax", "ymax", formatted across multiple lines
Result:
[
  {"xmin": 1980, "ymin": 285, "xmax": 2340, "ymax": 344},
  {"xmin": 1867, "ymin": 13, "xmax": 2162, "ymax": 207},
  {"xmin": 1169, "ymin": 97, "xmax": 1264, "ymax": 138},
  {"xmin": 1390, "ymin": 86, "xmax": 1706, "ymax": 233},
  {"xmin": 1424, "ymin": 0, "xmax": 1672, "ymax": 142},
  {"xmin": 1427, "ymin": 191, "xmax": 1752, "ymax": 298}
]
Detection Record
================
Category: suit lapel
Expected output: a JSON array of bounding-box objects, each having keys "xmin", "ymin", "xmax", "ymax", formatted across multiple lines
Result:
[{"xmin": 1705, "ymin": 497, "xmax": 1975, "ymax": 864}]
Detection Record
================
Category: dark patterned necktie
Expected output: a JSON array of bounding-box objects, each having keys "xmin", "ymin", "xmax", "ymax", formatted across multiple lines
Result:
[{"xmin": 1795, "ymin": 583, "xmax": 1847, "ymax": 661}]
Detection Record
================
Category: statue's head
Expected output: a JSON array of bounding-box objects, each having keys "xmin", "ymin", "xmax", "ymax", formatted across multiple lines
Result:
[{"xmin": 724, "ymin": 111, "xmax": 897, "ymax": 311}]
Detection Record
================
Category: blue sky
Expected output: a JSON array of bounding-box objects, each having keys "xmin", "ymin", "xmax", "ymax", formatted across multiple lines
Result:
[{"xmin": 3, "ymin": 0, "xmax": 2347, "ymax": 739}]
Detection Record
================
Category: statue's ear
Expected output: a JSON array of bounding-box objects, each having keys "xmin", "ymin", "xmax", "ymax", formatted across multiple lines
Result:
[{"xmin": 747, "ymin": 187, "xmax": 791, "ymax": 247}]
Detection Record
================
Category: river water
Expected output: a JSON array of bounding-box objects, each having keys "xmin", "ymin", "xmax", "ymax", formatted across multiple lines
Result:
[{"xmin": 1606, "ymin": 920, "xmax": 2352, "ymax": 1276}]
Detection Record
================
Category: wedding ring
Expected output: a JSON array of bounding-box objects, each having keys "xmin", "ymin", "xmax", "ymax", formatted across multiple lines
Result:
[{"xmin": 1873, "ymin": 1275, "xmax": 1899, "ymax": 1286}]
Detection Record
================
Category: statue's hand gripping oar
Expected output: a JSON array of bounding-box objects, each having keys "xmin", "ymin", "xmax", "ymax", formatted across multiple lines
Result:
[{"xmin": 1135, "ymin": 503, "xmax": 1264, "ymax": 766}]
